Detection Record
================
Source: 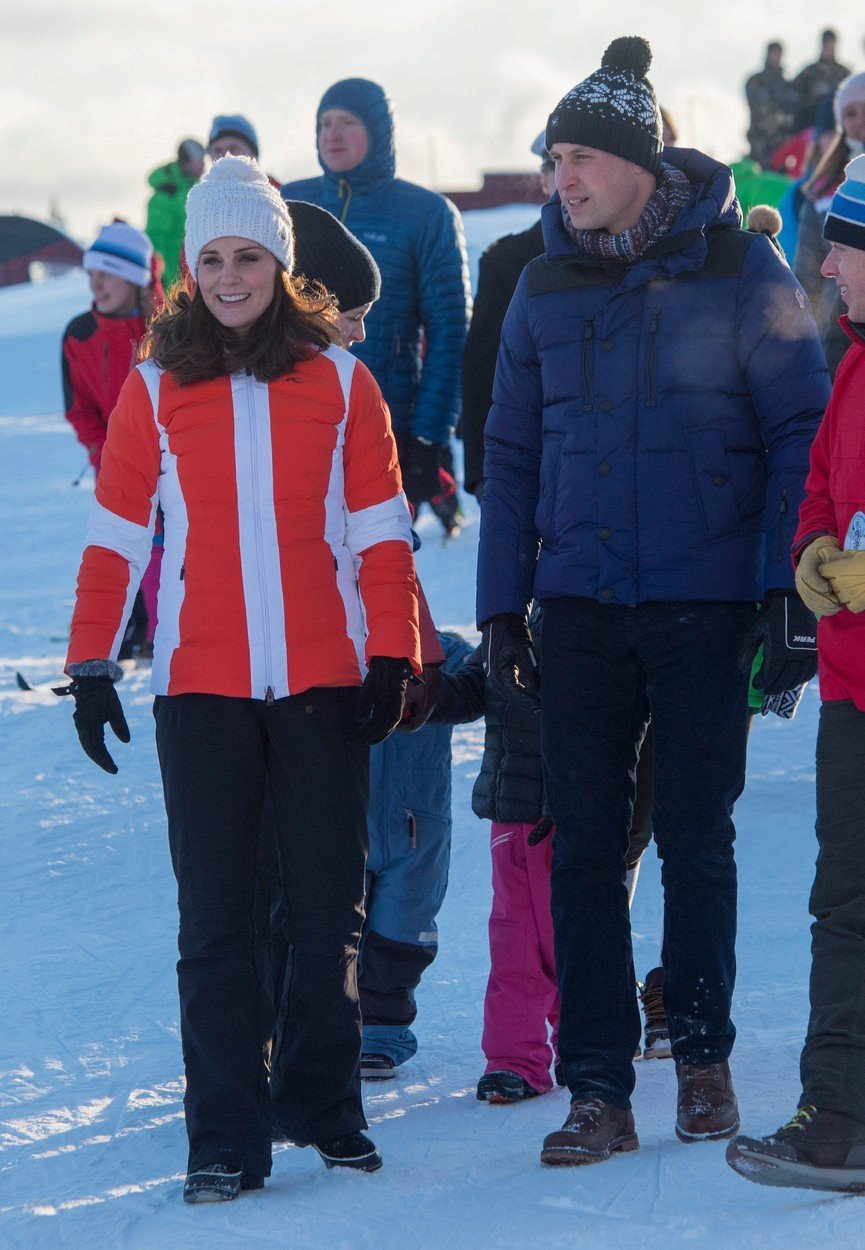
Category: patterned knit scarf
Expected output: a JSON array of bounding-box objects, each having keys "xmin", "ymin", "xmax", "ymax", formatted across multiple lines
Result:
[{"xmin": 563, "ymin": 163, "xmax": 692, "ymax": 263}]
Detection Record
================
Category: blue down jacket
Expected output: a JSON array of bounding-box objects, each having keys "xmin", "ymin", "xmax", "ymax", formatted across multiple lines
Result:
[
  {"xmin": 476, "ymin": 147, "xmax": 830, "ymax": 625},
  {"xmin": 282, "ymin": 80, "xmax": 471, "ymax": 443}
]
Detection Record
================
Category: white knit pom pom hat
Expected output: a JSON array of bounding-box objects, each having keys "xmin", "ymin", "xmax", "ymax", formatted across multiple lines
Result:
[{"xmin": 184, "ymin": 154, "xmax": 294, "ymax": 276}]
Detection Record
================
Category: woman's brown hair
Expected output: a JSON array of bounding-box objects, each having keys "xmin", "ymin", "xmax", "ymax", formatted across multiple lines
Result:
[
  {"xmin": 804, "ymin": 132, "xmax": 850, "ymax": 201},
  {"xmin": 140, "ymin": 267, "xmax": 338, "ymax": 385}
]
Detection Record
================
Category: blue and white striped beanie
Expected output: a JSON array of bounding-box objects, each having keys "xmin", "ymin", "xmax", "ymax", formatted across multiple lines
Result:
[
  {"xmin": 824, "ymin": 154, "xmax": 865, "ymax": 251},
  {"xmin": 83, "ymin": 222, "xmax": 153, "ymax": 287}
]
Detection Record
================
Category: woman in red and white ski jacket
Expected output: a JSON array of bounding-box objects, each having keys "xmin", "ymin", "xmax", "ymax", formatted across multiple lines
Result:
[
  {"xmin": 66, "ymin": 345, "xmax": 421, "ymax": 697},
  {"xmin": 62, "ymin": 156, "xmax": 420, "ymax": 1198}
]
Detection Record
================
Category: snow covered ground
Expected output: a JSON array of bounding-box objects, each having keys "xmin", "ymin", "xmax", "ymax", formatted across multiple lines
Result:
[{"xmin": 0, "ymin": 257, "xmax": 860, "ymax": 1249}]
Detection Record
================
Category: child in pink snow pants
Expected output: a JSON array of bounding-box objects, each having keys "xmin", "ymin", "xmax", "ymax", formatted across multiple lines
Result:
[
  {"xmin": 483, "ymin": 822, "xmax": 559, "ymax": 1095},
  {"xmin": 466, "ymin": 636, "xmax": 655, "ymax": 1103}
]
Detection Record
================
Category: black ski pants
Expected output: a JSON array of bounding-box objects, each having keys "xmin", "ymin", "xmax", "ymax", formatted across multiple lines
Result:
[
  {"xmin": 801, "ymin": 699, "xmax": 865, "ymax": 1123},
  {"xmin": 153, "ymin": 688, "xmax": 369, "ymax": 1176},
  {"xmin": 540, "ymin": 597, "xmax": 752, "ymax": 1109}
]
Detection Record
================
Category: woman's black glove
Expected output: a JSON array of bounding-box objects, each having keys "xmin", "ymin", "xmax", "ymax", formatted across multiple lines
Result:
[
  {"xmin": 737, "ymin": 591, "xmax": 817, "ymax": 696},
  {"xmin": 55, "ymin": 675, "xmax": 130, "ymax": 774},
  {"xmin": 402, "ymin": 437, "xmax": 442, "ymax": 505},
  {"xmin": 354, "ymin": 657, "xmax": 414, "ymax": 745},
  {"xmin": 482, "ymin": 613, "xmax": 540, "ymax": 710},
  {"xmin": 397, "ymin": 663, "xmax": 443, "ymax": 733}
]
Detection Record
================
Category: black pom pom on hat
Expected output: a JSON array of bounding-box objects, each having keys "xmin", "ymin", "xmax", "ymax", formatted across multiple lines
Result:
[
  {"xmin": 601, "ymin": 36, "xmax": 653, "ymax": 79},
  {"xmin": 545, "ymin": 34, "xmax": 663, "ymax": 176}
]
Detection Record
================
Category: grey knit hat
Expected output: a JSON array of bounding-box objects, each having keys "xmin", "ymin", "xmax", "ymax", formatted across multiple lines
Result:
[{"xmin": 545, "ymin": 37, "xmax": 663, "ymax": 176}]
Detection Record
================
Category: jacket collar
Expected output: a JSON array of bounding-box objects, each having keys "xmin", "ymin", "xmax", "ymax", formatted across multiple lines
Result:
[
  {"xmin": 841, "ymin": 315, "xmax": 865, "ymax": 345},
  {"xmin": 541, "ymin": 146, "xmax": 742, "ymax": 282}
]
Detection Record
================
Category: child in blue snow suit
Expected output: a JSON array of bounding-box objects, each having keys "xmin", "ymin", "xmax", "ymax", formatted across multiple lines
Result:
[{"xmin": 359, "ymin": 629, "xmax": 485, "ymax": 1077}]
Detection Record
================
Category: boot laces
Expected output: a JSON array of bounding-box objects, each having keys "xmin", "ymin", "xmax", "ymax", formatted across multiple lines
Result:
[
  {"xmin": 567, "ymin": 1097, "xmax": 606, "ymax": 1123},
  {"xmin": 781, "ymin": 1105, "xmax": 817, "ymax": 1133},
  {"xmin": 681, "ymin": 1064, "xmax": 721, "ymax": 1083},
  {"xmin": 638, "ymin": 981, "xmax": 665, "ymax": 1021}
]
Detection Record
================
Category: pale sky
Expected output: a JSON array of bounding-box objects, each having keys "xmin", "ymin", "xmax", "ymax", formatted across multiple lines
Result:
[{"xmin": 2, "ymin": 0, "xmax": 863, "ymax": 243}]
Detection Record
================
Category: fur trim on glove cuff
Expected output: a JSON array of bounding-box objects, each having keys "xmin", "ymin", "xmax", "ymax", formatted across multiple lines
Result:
[{"xmin": 67, "ymin": 659, "xmax": 124, "ymax": 682}]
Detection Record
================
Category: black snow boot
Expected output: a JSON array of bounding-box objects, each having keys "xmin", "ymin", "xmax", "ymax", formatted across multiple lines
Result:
[
  {"xmin": 361, "ymin": 1053, "xmax": 396, "ymax": 1081},
  {"xmin": 183, "ymin": 1163, "xmax": 264, "ymax": 1204},
  {"xmin": 726, "ymin": 1105, "xmax": 865, "ymax": 1193},
  {"xmin": 477, "ymin": 1071, "xmax": 541, "ymax": 1104},
  {"xmin": 313, "ymin": 1131, "xmax": 383, "ymax": 1173}
]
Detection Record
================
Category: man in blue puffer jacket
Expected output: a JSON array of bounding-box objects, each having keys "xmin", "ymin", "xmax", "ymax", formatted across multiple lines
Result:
[
  {"xmin": 477, "ymin": 37, "xmax": 831, "ymax": 1166},
  {"xmin": 282, "ymin": 78, "xmax": 471, "ymax": 508}
]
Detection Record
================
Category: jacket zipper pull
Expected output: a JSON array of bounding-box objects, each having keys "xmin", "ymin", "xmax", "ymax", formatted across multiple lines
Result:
[
  {"xmin": 775, "ymin": 487, "xmax": 790, "ymax": 561},
  {"xmin": 265, "ymin": 686, "xmax": 275, "ymax": 706},
  {"xmin": 582, "ymin": 316, "xmax": 595, "ymax": 410}
]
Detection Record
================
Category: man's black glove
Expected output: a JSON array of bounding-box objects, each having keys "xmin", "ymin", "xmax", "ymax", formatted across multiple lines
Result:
[
  {"xmin": 482, "ymin": 613, "xmax": 540, "ymax": 710},
  {"xmin": 354, "ymin": 657, "xmax": 414, "ymax": 745},
  {"xmin": 401, "ymin": 437, "xmax": 442, "ymax": 505},
  {"xmin": 527, "ymin": 815, "xmax": 554, "ymax": 846},
  {"xmin": 55, "ymin": 675, "xmax": 130, "ymax": 774},
  {"xmin": 737, "ymin": 590, "xmax": 818, "ymax": 697}
]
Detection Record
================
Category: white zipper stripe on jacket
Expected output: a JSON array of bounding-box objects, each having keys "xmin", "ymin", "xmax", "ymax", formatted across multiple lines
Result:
[
  {"xmin": 231, "ymin": 372, "xmax": 289, "ymax": 700},
  {"xmin": 322, "ymin": 347, "xmax": 367, "ymax": 676},
  {"xmin": 138, "ymin": 359, "xmax": 187, "ymax": 697}
]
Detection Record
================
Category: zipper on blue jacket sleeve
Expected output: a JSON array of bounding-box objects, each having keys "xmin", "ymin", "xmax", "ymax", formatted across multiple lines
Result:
[
  {"xmin": 646, "ymin": 311, "xmax": 660, "ymax": 408},
  {"xmin": 775, "ymin": 487, "xmax": 789, "ymax": 562},
  {"xmin": 582, "ymin": 317, "xmax": 595, "ymax": 410}
]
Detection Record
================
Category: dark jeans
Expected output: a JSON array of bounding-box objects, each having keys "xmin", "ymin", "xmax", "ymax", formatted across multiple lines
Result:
[
  {"xmin": 540, "ymin": 597, "xmax": 752, "ymax": 1109},
  {"xmin": 154, "ymin": 688, "xmax": 369, "ymax": 1175},
  {"xmin": 801, "ymin": 700, "xmax": 865, "ymax": 1124}
]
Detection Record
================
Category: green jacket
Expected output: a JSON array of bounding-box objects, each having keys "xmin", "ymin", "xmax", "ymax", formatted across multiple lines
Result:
[
  {"xmin": 728, "ymin": 158, "xmax": 791, "ymax": 223},
  {"xmin": 145, "ymin": 160, "xmax": 198, "ymax": 284}
]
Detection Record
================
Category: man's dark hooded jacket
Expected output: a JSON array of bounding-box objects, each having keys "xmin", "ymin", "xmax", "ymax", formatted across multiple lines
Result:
[
  {"xmin": 283, "ymin": 79, "xmax": 471, "ymax": 444},
  {"xmin": 476, "ymin": 148, "xmax": 831, "ymax": 625},
  {"xmin": 461, "ymin": 219, "xmax": 545, "ymax": 496}
]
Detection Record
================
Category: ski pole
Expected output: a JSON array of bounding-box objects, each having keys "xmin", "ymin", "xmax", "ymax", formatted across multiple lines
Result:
[{"xmin": 71, "ymin": 460, "xmax": 91, "ymax": 487}]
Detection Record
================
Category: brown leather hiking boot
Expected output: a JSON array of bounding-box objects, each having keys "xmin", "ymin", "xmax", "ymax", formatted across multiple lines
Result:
[
  {"xmin": 726, "ymin": 1105, "xmax": 865, "ymax": 1192},
  {"xmin": 637, "ymin": 967, "xmax": 671, "ymax": 1059},
  {"xmin": 675, "ymin": 1060, "xmax": 739, "ymax": 1142},
  {"xmin": 541, "ymin": 1098, "xmax": 639, "ymax": 1166}
]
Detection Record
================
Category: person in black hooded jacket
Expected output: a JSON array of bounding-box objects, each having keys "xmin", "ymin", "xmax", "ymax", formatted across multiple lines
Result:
[{"xmin": 460, "ymin": 141, "xmax": 554, "ymax": 500}]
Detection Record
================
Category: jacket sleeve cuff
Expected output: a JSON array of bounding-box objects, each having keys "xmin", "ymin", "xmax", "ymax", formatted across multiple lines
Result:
[{"xmin": 791, "ymin": 530, "xmax": 834, "ymax": 567}]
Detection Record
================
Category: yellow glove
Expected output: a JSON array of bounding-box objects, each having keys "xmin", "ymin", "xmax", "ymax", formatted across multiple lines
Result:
[
  {"xmin": 820, "ymin": 549, "xmax": 865, "ymax": 613},
  {"xmin": 795, "ymin": 536, "xmax": 843, "ymax": 617}
]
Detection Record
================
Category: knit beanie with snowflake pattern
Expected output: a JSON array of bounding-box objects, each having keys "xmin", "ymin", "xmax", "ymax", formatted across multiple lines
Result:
[{"xmin": 545, "ymin": 37, "xmax": 663, "ymax": 176}]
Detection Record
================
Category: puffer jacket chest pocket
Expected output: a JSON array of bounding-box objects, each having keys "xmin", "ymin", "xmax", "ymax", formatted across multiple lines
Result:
[{"xmin": 686, "ymin": 427, "xmax": 742, "ymax": 540}]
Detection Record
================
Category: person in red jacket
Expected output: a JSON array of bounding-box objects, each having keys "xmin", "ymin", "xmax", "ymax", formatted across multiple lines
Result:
[
  {"xmin": 59, "ymin": 156, "xmax": 421, "ymax": 1202},
  {"xmin": 728, "ymin": 154, "xmax": 865, "ymax": 1193},
  {"xmin": 62, "ymin": 222, "xmax": 159, "ymax": 472},
  {"xmin": 62, "ymin": 222, "xmax": 164, "ymax": 657}
]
